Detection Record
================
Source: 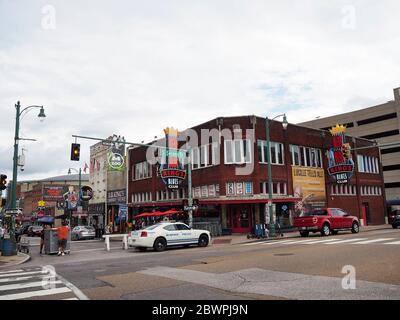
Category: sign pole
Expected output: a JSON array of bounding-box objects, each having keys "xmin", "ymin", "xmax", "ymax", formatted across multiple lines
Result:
[{"xmin": 187, "ymin": 146, "xmax": 193, "ymax": 228}]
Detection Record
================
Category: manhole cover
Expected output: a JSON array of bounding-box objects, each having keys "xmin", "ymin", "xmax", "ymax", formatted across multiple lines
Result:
[{"xmin": 273, "ymin": 253, "xmax": 294, "ymax": 256}]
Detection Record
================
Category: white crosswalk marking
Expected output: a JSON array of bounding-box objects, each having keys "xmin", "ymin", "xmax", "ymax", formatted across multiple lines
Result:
[
  {"xmin": 325, "ymin": 238, "xmax": 368, "ymax": 245},
  {"xmin": 383, "ymin": 240, "xmax": 400, "ymax": 245},
  {"xmin": 1, "ymin": 287, "xmax": 72, "ymax": 300},
  {"xmin": 353, "ymin": 238, "xmax": 395, "ymax": 244},
  {"xmin": 304, "ymin": 239, "xmax": 339, "ymax": 244},
  {"xmin": 0, "ymin": 267, "xmax": 86, "ymax": 300},
  {"xmin": 262, "ymin": 240, "xmax": 300, "ymax": 245}
]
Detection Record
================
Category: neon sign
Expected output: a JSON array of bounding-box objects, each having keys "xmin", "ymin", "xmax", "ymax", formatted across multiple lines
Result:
[{"xmin": 326, "ymin": 124, "xmax": 354, "ymax": 184}]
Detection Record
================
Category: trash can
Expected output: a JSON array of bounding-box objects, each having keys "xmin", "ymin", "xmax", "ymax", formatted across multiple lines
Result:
[
  {"xmin": 44, "ymin": 229, "xmax": 71, "ymax": 255},
  {"xmin": 1, "ymin": 238, "xmax": 17, "ymax": 256}
]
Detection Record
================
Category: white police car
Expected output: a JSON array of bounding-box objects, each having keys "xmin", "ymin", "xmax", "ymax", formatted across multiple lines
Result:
[{"xmin": 128, "ymin": 222, "xmax": 211, "ymax": 252}]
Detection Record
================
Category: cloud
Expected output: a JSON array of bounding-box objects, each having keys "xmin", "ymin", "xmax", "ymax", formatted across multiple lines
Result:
[{"xmin": 0, "ymin": 0, "xmax": 399, "ymax": 180}]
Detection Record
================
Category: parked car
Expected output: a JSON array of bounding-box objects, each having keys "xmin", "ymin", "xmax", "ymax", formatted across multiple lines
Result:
[
  {"xmin": 27, "ymin": 225, "xmax": 43, "ymax": 237},
  {"xmin": 293, "ymin": 208, "xmax": 360, "ymax": 237},
  {"xmin": 71, "ymin": 226, "xmax": 96, "ymax": 240},
  {"xmin": 128, "ymin": 222, "xmax": 211, "ymax": 252},
  {"xmin": 392, "ymin": 213, "xmax": 400, "ymax": 229}
]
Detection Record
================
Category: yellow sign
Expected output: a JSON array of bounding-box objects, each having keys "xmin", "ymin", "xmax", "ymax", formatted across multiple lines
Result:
[
  {"xmin": 292, "ymin": 167, "xmax": 326, "ymax": 205},
  {"xmin": 38, "ymin": 200, "xmax": 46, "ymax": 207}
]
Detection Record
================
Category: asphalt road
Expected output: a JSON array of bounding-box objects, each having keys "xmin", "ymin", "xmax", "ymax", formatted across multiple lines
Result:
[{"xmin": 1, "ymin": 228, "xmax": 399, "ymax": 300}]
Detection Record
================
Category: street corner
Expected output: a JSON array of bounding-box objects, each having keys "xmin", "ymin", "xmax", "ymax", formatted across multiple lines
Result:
[{"xmin": 0, "ymin": 252, "xmax": 30, "ymax": 269}]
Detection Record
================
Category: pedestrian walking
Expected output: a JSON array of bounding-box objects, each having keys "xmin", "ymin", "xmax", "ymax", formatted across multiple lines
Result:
[{"xmin": 56, "ymin": 220, "xmax": 69, "ymax": 256}]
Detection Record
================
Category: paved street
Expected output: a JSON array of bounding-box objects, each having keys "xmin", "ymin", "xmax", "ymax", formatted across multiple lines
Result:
[{"xmin": 0, "ymin": 228, "xmax": 399, "ymax": 300}]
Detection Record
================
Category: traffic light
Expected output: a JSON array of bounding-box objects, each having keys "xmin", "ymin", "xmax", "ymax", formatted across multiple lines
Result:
[
  {"xmin": 0, "ymin": 174, "xmax": 7, "ymax": 191},
  {"xmin": 70, "ymin": 143, "xmax": 80, "ymax": 161}
]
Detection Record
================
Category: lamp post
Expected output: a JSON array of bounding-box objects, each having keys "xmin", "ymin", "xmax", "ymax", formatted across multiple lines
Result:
[
  {"xmin": 7, "ymin": 101, "xmax": 46, "ymax": 255},
  {"xmin": 265, "ymin": 113, "xmax": 288, "ymax": 237},
  {"xmin": 67, "ymin": 168, "xmax": 82, "ymax": 226}
]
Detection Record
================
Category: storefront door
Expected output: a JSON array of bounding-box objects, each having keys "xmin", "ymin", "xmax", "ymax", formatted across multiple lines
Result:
[{"xmin": 230, "ymin": 205, "xmax": 253, "ymax": 233}]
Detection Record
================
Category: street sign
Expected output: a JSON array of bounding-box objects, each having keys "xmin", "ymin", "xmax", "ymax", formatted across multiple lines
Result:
[
  {"xmin": 5, "ymin": 209, "xmax": 22, "ymax": 215},
  {"xmin": 184, "ymin": 205, "xmax": 198, "ymax": 211}
]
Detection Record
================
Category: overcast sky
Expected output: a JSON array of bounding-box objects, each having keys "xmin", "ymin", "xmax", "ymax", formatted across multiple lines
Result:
[{"xmin": 0, "ymin": 0, "xmax": 399, "ymax": 182}]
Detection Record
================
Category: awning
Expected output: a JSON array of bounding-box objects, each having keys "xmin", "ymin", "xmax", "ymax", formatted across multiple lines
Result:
[{"xmin": 134, "ymin": 209, "xmax": 180, "ymax": 219}]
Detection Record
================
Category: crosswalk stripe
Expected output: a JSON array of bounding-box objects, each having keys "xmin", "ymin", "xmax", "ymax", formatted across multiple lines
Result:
[
  {"xmin": 304, "ymin": 239, "xmax": 338, "ymax": 244},
  {"xmin": 325, "ymin": 238, "xmax": 368, "ymax": 245},
  {"xmin": 383, "ymin": 240, "xmax": 400, "ymax": 245},
  {"xmin": 353, "ymin": 238, "xmax": 395, "ymax": 244},
  {"xmin": 261, "ymin": 240, "xmax": 300, "ymax": 245},
  {"xmin": 0, "ymin": 271, "xmax": 47, "ymax": 278},
  {"xmin": 0, "ymin": 287, "xmax": 72, "ymax": 300},
  {"xmin": 0, "ymin": 275, "xmax": 51, "ymax": 284},
  {"xmin": 63, "ymin": 297, "xmax": 79, "ymax": 300},
  {"xmin": 0, "ymin": 269, "xmax": 24, "ymax": 275},
  {"xmin": 242, "ymin": 241, "xmax": 267, "ymax": 246},
  {"xmin": 0, "ymin": 280, "xmax": 63, "ymax": 291}
]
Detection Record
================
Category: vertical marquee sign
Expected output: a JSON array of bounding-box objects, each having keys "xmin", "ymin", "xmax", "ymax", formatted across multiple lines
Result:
[
  {"xmin": 326, "ymin": 124, "xmax": 354, "ymax": 184},
  {"xmin": 160, "ymin": 127, "xmax": 187, "ymax": 189}
]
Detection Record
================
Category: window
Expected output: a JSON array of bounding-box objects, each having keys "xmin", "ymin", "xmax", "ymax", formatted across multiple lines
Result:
[
  {"xmin": 357, "ymin": 155, "xmax": 379, "ymax": 174},
  {"xmin": 258, "ymin": 140, "xmax": 284, "ymax": 165},
  {"xmin": 134, "ymin": 161, "xmax": 152, "ymax": 180},
  {"xmin": 330, "ymin": 184, "xmax": 357, "ymax": 196},
  {"xmin": 224, "ymin": 139, "xmax": 252, "ymax": 164},
  {"xmin": 175, "ymin": 224, "xmax": 191, "ymax": 231},
  {"xmin": 163, "ymin": 225, "xmax": 178, "ymax": 231},
  {"xmin": 260, "ymin": 182, "xmax": 287, "ymax": 195},
  {"xmin": 290, "ymin": 144, "xmax": 322, "ymax": 168}
]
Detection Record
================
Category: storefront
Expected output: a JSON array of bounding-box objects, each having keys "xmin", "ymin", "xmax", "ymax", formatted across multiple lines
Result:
[
  {"xmin": 88, "ymin": 202, "xmax": 105, "ymax": 229},
  {"xmin": 107, "ymin": 189, "xmax": 127, "ymax": 233}
]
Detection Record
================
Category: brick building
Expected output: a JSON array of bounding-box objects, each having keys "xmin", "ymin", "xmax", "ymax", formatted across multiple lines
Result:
[{"xmin": 127, "ymin": 116, "xmax": 386, "ymax": 234}]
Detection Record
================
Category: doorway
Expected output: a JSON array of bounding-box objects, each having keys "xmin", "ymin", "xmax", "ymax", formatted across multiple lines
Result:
[
  {"xmin": 230, "ymin": 205, "xmax": 253, "ymax": 233},
  {"xmin": 362, "ymin": 202, "xmax": 371, "ymax": 225}
]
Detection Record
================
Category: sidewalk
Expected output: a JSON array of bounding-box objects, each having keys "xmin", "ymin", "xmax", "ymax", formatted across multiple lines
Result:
[
  {"xmin": 211, "ymin": 224, "xmax": 393, "ymax": 245},
  {"xmin": 0, "ymin": 252, "xmax": 30, "ymax": 269}
]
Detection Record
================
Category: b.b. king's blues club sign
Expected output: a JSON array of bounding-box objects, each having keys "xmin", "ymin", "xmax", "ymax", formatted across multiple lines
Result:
[
  {"xmin": 326, "ymin": 124, "xmax": 355, "ymax": 184},
  {"xmin": 160, "ymin": 127, "xmax": 186, "ymax": 189}
]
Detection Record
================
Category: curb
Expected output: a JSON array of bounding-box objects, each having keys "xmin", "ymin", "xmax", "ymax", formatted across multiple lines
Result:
[{"xmin": 0, "ymin": 252, "xmax": 31, "ymax": 269}]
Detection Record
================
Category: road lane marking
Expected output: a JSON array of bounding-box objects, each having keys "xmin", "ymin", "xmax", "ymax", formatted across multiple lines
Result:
[
  {"xmin": 325, "ymin": 238, "xmax": 368, "ymax": 245},
  {"xmin": 0, "ymin": 280, "xmax": 62, "ymax": 291},
  {"xmin": 0, "ymin": 275, "xmax": 48, "ymax": 283},
  {"xmin": 383, "ymin": 240, "xmax": 400, "ymax": 245},
  {"xmin": 353, "ymin": 238, "xmax": 395, "ymax": 244},
  {"xmin": 0, "ymin": 269, "xmax": 24, "ymax": 274},
  {"xmin": 0, "ymin": 287, "xmax": 71, "ymax": 300},
  {"xmin": 242, "ymin": 241, "xmax": 268, "ymax": 246},
  {"xmin": 304, "ymin": 239, "xmax": 338, "ymax": 244},
  {"xmin": 261, "ymin": 240, "xmax": 300, "ymax": 245},
  {"xmin": 63, "ymin": 297, "xmax": 79, "ymax": 300},
  {"xmin": 0, "ymin": 271, "xmax": 47, "ymax": 278}
]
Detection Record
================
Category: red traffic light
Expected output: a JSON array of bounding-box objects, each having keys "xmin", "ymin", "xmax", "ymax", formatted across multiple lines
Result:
[{"xmin": 70, "ymin": 143, "xmax": 80, "ymax": 161}]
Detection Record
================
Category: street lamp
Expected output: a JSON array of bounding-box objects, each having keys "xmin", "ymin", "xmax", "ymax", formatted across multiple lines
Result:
[
  {"xmin": 265, "ymin": 113, "xmax": 288, "ymax": 237},
  {"xmin": 7, "ymin": 101, "xmax": 46, "ymax": 255}
]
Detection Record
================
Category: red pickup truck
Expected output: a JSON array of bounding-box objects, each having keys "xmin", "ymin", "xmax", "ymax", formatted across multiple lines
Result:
[{"xmin": 293, "ymin": 208, "xmax": 360, "ymax": 237}]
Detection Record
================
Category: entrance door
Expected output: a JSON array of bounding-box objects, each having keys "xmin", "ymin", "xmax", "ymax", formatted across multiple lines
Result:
[
  {"xmin": 230, "ymin": 205, "xmax": 253, "ymax": 233},
  {"xmin": 362, "ymin": 203, "xmax": 371, "ymax": 225}
]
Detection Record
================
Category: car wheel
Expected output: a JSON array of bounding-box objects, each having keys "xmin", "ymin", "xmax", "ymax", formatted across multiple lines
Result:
[
  {"xmin": 321, "ymin": 223, "xmax": 331, "ymax": 236},
  {"xmin": 153, "ymin": 238, "xmax": 167, "ymax": 252},
  {"xmin": 198, "ymin": 234, "xmax": 209, "ymax": 247},
  {"xmin": 299, "ymin": 231, "xmax": 309, "ymax": 237},
  {"xmin": 351, "ymin": 222, "xmax": 359, "ymax": 233}
]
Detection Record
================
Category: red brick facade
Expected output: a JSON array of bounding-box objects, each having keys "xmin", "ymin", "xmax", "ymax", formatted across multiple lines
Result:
[{"xmin": 127, "ymin": 116, "xmax": 386, "ymax": 233}]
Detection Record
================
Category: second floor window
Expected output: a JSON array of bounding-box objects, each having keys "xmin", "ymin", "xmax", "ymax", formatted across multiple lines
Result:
[
  {"xmin": 133, "ymin": 161, "xmax": 152, "ymax": 180},
  {"xmin": 290, "ymin": 145, "xmax": 322, "ymax": 168},
  {"xmin": 257, "ymin": 140, "xmax": 284, "ymax": 164},
  {"xmin": 224, "ymin": 139, "xmax": 252, "ymax": 164}
]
